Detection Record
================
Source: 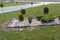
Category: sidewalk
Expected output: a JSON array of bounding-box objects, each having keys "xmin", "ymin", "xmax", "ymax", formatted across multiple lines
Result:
[{"xmin": 0, "ymin": 2, "xmax": 60, "ymax": 13}]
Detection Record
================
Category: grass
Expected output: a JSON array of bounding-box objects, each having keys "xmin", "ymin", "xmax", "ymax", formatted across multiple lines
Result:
[
  {"xmin": 0, "ymin": 4, "xmax": 60, "ymax": 40},
  {"xmin": 0, "ymin": 26, "xmax": 60, "ymax": 40},
  {"xmin": 0, "ymin": 4, "xmax": 60, "ymax": 24},
  {"xmin": 0, "ymin": 2, "xmax": 30, "ymax": 7}
]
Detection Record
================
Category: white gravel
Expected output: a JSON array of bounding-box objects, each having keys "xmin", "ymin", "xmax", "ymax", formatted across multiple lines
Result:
[{"xmin": 6, "ymin": 18, "xmax": 60, "ymax": 27}]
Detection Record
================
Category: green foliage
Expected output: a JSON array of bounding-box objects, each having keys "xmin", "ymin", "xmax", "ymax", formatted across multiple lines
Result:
[
  {"xmin": 21, "ymin": 9, "xmax": 26, "ymax": 15},
  {"xmin": 36, "ymin": 16, "xmax": 43, "ymax": 21},
  {"xmin": 36, "ymin": 14, "xmax": 54, "ymax": 23},
  {"xmin": 0, "ymin": 2, "xmax": 4, "ymax": 8},
  {"xmin": 31, "ymin": 2, "xmax": 33, "ymax": 5},
  {"xmin": 41, "ymin": 15, "xmax": 54, "ymax": 23},
  {"xmin": 28, "ymin": 17, "xmax": 32, "ymax": 24},
  {"xmin": 19, "ymin": 14, "xmax": 24, "ymax": 21},
  {"xmin": 16, "ymin": 2, "xmax": 18, "ymax": 4},
  {"xmin": 58, "ymin": 16, "xmax": 60, "ymax": 20},
  {"xmin": 44, "ymin": 7, "xmax": 49, "ymax": 14}
]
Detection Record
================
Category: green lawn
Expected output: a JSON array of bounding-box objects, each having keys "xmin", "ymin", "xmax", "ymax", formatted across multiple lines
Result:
[
  {"xmin": 0, "ymin": 2, "xmax": 30, "ymax": 7},
  {"xmin": 0, "ymin": 4, "xmax": 60, "ymax": 24},
  {"xmin": 0, "ymin": 26, "xmax": 60, "ymax": 40},
  {"xmin": 0, "ymin": 4, "xmax": 60, "ymax": 40}
]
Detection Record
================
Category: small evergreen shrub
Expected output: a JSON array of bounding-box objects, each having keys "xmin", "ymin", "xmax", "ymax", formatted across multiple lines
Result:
[
  {"xmin": 41, "ymin": 15, "xmax": 54, "ymax": 23},
  {"xmin": 58, "ymin": 16, "xmax": 60, "ymax": 20},
  {"xmin": 21, "ymin": 9, "xmax": 26, "ymax": 15},
  {"xmin": 19, "ymin": 14, "xmax": 24, "ymax": 21},
  {"xmin": 36, "ymin": 16, "xmax": 43, "ymax": 21},
  {"xmin": 44, "ymin": 7, "xmax": 49, "ymax": 14},
  {"xmin": 28, "ymin": 17, "xmax": 32, "ymax": 24}
]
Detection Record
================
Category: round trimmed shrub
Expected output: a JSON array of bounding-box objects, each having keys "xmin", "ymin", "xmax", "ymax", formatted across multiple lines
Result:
[
  {"xmin": 21, "ymin": 9, "xmax": 26, "ymax": 15},
  {"xmin": 44, "ymin": 7, "xmax": 49, "ymax": 14},
  {"xmin": 19, "ymin": 14, "xmax": 24, "ymax": 21}
]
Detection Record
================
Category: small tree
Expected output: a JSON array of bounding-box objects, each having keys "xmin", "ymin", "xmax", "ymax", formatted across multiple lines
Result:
[
  {"xmin": 19, "ymin": 14, "xmax": 24, "ymax": 21},
  {"xmin": 16, "ymin": 2, "xmax": 18, "ymax": 4},
  {"xmin": 31, "ymin": 2, "xmax": 33, "ymax": 5},
  {"xmin": 0, "ymin": 2, "xmax": 4, "ymax": 12},
  {"xmin": 21, "ymin": 9, "xmax": 26, "ymax": 15},
  {"xmin": 28, "ymin": 17, "xmax": 32, "ymax": 24},
  {"xmin": 44, "ymin": 7, "xmax": 49, "ymax": 14}
]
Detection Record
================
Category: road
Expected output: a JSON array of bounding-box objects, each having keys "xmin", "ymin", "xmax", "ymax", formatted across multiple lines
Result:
[
  {"xmin": 1, "ymin": 0, "xmax": 60, "ymax": 2},
  {"xmin": 0, "ymin": 2, "xmax": 60, "ymax": 13},
  {"xmin": 0, "ymin": 3, "xmax": 41, "ymax": 13},
  {"xmin": 23, "ymin": 0, "xmax": 60, "ymax": 2}
]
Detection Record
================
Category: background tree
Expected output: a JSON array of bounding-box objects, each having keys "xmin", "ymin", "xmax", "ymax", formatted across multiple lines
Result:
[
  {"xmin": 19, "ymin": 14, "xmax": 24, "ymax": 21},
  {"xmin": 0, "ymin": 2, "xmax": 4, "ymax": 12},
  {"xmin": 15, "ymin": 0, "xmax": 18, "ymax": 4},
  {"xmin": 16, "ymin": 2, "xmax": 18, "ymax": 4},
  {"xmin": 44, "ymin": 7, "xmax": 49, "ymax": 14},
  {"xmin": 21, "ymin": 9, "xmax": 26, "ymax": 15},
  {"xmin": 31, "ymin": 2, "xmax": 33, "ymax": 5}
]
